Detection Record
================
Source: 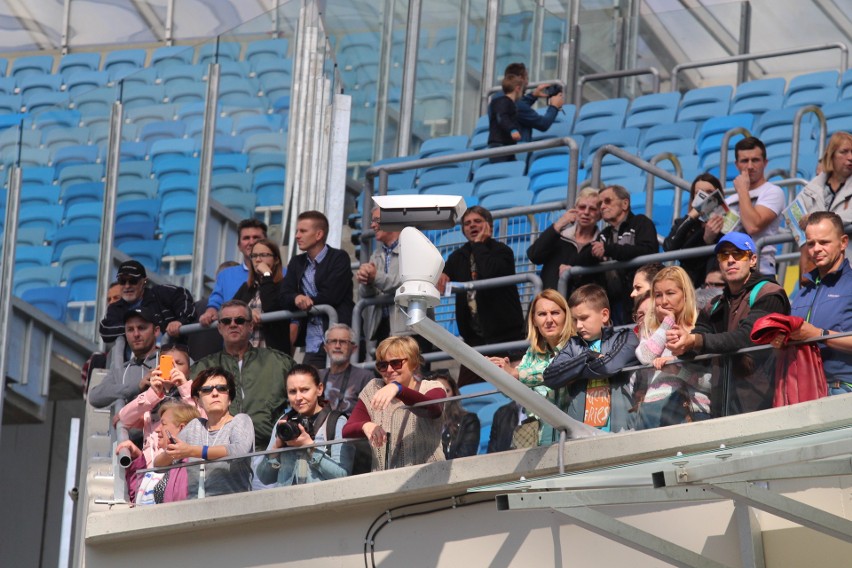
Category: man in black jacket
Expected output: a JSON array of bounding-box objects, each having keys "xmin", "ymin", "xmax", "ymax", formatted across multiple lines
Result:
[
  {"xmin": 99, "ymin": 260, "xmax": 196, "ymax": 345},
  {"xmin": 666, "ymin": 232, "xmax": 790, "ymax": 415},
  {"xmin": 437, "ymin": 206, "xmax": 525, "ymax": 386},
  {"xmin": 280, "ymin": 210, "xmax": 354, "ymax": 369},
  {"xmin": 574, "ymin": 185, "xmax": 658, "ymax": 325}
]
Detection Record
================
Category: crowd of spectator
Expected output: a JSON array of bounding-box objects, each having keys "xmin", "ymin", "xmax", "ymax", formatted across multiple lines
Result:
[{"xmin": 87, "ymin": 71, "xmax": 852, "ymax": 504}]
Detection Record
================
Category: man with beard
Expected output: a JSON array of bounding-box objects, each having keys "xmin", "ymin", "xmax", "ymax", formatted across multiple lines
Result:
[
  {"xmin": 785, "ymin": 212, "xmax": 852, "ymax": 395},
  {"xmin": 666, "ymin": 232, "xmax": 790, "ymax": 415},
  {"xmin": 320, "ymin": 324, "xmax": 375, "ymax": 413}
]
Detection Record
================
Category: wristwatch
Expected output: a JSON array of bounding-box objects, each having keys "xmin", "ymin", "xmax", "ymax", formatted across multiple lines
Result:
[{"xmin": 262, "ymin": 271, "xmax": 272, "ymax": 278}]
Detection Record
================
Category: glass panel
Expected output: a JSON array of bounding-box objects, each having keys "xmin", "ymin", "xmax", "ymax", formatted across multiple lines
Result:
[
  {"xmin": 494, "ymin": 3, "xmax": 535, "ymax": 82},
  {"xmin": 68, "ymin": 0, "xmax": 167, "ymax": 46},
  {"xmin": 0, "ymin": 0, "xmax": 63, "ymax": 52},
  {"xmin": 172, "ymin": 0, "xmax": 278, "ymax": 41}
]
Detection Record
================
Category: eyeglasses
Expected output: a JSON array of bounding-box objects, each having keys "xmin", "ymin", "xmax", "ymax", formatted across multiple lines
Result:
[
  {"xmin": 198, "ymin": 384, "xmax": 229, "ymax": 395},
  {"xmin": 118, "ymin": 277, "xmax": 140, "ymax": 285},
  {"xmin": 370, "ymin": 217, "xmax": 381, "ymax": 224},
  {"xmin": 376, "ymin": 358, "xmax": 407, "ymax": 372},
  {"xmin": 250, "ymin": 252, "xmax": 274, "ymax": 259},
  {"xmin": 600, "ymin": 197, "xmax": 620, "ymax": 205},
  {"xmin": 716, "ymin": 250, "xmax": 751, "ymax": 262},
  {"xmin": 218, "ymin": 317, "xmax": 248, "ymax": 326},
  {"xmin": 326, "ymin": 338, "xmax": 352, "ymax": 346}
]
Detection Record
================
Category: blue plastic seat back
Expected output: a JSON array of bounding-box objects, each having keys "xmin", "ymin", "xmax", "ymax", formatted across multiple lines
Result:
[
  {"xmin": 14, "ymin": 266, "xmax": 63, "ymax": 297},
  {"xmin": 22, "ymin": 285, "xmax": 70, "ymax": 321},
  {"xmin": 676, "ymin": 85, "xmax": 732, "ymax": 122},
  {"xmin": 625, "ymin": 92, "xmax": 681, "ymax": 129}
]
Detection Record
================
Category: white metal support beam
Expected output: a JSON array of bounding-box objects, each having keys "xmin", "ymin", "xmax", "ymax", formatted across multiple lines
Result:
[
  {"xmin": 734, "ymin": 501, "xmax": 766, "ymax": 568},
  {"xmin": 709, "ymin": 482, "xmax": 852, "ymax": 544}
]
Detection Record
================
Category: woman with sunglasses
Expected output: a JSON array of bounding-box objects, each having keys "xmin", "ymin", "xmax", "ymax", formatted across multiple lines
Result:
[
  {"xmin": 662, "ymin": 173, "xmax": 725, "ymax": 288},
  {"xmin": 156, "ymin": 367, "xmax": 254, "ymax": 497},
  {"xmin": 118, "ymin": 344, "xmax": 199, "ymax": 469},
  {"xmin": 342, "ymin": 336, "xmax": 445, "ymax": 470},
  {"xmin": 256, "ymin": 364, "xmax": 354, "ymax": 485},
  {"xmin": 233, "ymin": 239, "xmax": 291, "ymax": 354}
]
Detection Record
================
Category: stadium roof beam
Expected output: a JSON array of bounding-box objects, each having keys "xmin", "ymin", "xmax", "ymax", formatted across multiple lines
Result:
[
  {"xmin": 814, "ymin": 0, "xmax": 852, "ymax": 45},
  {"xmin": 6, "ymin": 0, "xmax": 54, "ymax": 51}
]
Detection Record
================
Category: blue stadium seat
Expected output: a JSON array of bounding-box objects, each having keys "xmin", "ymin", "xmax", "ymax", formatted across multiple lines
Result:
[
  {"xmin": 64, "ymin": 71, "xmax": 110, "ymax": 96},
  {"xmin": 165, "ymin": 82, "xmax": 206, "ymax": 105},
  {"xmin": 58, "ymin": 163, "xmax": 103, "ymax": 190},
  {"xmin": 212, "ymin": 134, "xmax": 245, "ymax": 155},
  {"xmin": 528, "ymin": 154, "xmax": 569, "ymax": 180},
  {"xmin": 119, "ymin": 67, "xmax": 158, "ymax": 89},
  {"xmin": 211, "ymin": 172, "xmax": 252, "ymax": 194},
  {"xmin": 639, "ymin": 121, "xmax": 697, "ymax": 159},
  {"xmin": 43, "ymin": 127, "xmax": 90, "ymax": 152},
  {"xmin": 826, "ymin": 114, "xmax": 852, "ymax": 139},
  {"xmin": 139, "ymin": 121, "xmax": 186, "ymax": 146},
  {"xmin": 476, "ymin": 175, "xmax": 529, "ymax": 198},
  {"xmin": 783, "ymin": 71, "xmax": 839, "ymax": 108},
  {"xmin": 624, "ymin": 92, "xmax": 680, "ymax": 129},
  {"xmin": 116, "ymin": 198, "xmax": 160, "ymax": 225},
  {"xmin": 530, "ymin": 119, "xmax": 572, "ymax": 143},
  {"xmin": 584, "ymin": 127, "xmax": 642, "ymax": 163},
  {"xmin": 26, "ymin": 92, "xmax": 70, "ymax": 115},
  {"xmin": 35, "ymin": 109, "xmax": 82, "ymax": 134},
  {"xmin": 19, "ymin": 75, "xmax": 63, "ymax": 104},
  {"xmin": 754, "ymin": 107, "xmax": 807, "ymax": 144},
  {"xmin": 161, "ymin": 226, "xmax": 195, "ymax": 258},
  {"xmin": 730, "ymin": 78, "xmax": 786, "ymax": 116},
  {"xmin": 211, "ymin": 188, "xmax": 257, "ymax": 218},
  {"xmin": 676, "ymin": 85, "xmax": 732, "ymax": 122},
  {"xmin": 245, "ymin": 39, "xmax": 289, "ymax": 66},
  {"xmin": 73, "ymin": 89, "xmax": 115, "ymax": 118},
  {"xmin": 217, "ymin": 61, "xmax": 252, "ymax": 83},
  {"xmin": 114, "ymin": 220, "xmax": 156, "ymax": 246},
  {"xmin": 480, "ymin": 190, "xmax": 533, "ymax": 210},
  {"xmin": 248, "ymin": 152, "xmax": 286, "ymax": 178},
  {"xmin": 124, "ymin": 103, "xmax": 178, "ymax": 127},
  {"xmin": 19, "ymin": 204, "xmax": 63, "ymax": 234},
  {"xmin": 572, "ymin": 98, "xmax": 629, "ymax": 140},
  {"xmin": 118, "ymin": 160, "xmax": 153, "ymax": 183},
  {"xmin": 104, "ymin": 49, "xmax": 147, "ymax": 82},
  {"xmin": 22, "ymin": 166, "xmax": 55, "ymax": 187},
  {"xmin": 21, "ymin": 185, "xmax": 61, "ymax": 207},
  {"xmin": 418, "ymin": 135, "xmax": 469, "ymax": 158},
  {"xmin": 158, "ymin": 63, "xmax": 205, "ymax": 88},
  {"xmin": 150, "ymin": 138, "xmax": 196, "ymax": 166},
  {"xmin": 253, "ymin": 171, "xmax": 285, "ymax": 205},
  {"xmin": 533, "ymin": 186, "xmax": 569, "ymax": 204},
  {"xmin": 151, "ymin": 45, "xmax": 194, "ymax": 69},
  {"xmin": 244, "ymin": 132, "xmax": 286, "ymax": 154},
  {"xmin": 695, "ymin": 113, "xmax": 754, "ymax": 165},
  {"xmin": 17, "ymin": 227, "xmax": 47, "ymax": 247},
  {"xmin": 159, "ymin": 194, "xmax": 197, "ymax": 229},
  {"xmin": 152, "ymin": 156, "xmax": 199, "ymax": 180},
  {"xmin": 66, "ymin": 262, "xmax": 99, "ymax": 305},
  {"xmin": 184, "ymin": 116, "xmax": 233, "ymax": 140},
  {"xmin": 212, "ymin": 153, "xmax": 248, "ymax": 175},
  {"xmin": 64, "ymin": 202, "xmax": 103, "ymax": 226},
  {"xmin": 0, "ymin": 94, "xmax": 22, "ymax": 114},
  {"xmin": 62, "ymin": 181, "xmax": 104, "ymax": 210},
  {"xmin": 58, "ymin": 53, "xmax": 101, "ymax": 81},
  {"xmin": 196, "ymin": 41, "xmax": 241, "ymax": 65},
  {"xmin": 218, "ymin": 79, "xmax": 259, "ymax": 106},
  {"xmin": 118, "ymin": 240, "xmax": 165, "ymax": 274},
  {"xmin": 118, "ymin": 141, "xmax": 148, "ymax": 161},
  {"xmin": 51, "ymin": 224, "xmax": 100, "ymax": 261},
  {"xmin": 10, "ymin": 55, "xmax": 54, "ymax": 80},
  {"xmin": 15, "ymin": 245, "xmax": 53, "ymax": 269},
  {"xmin": 233, "ymin": 114, "xmax": 281, "ymax": 138},
  {"xmin": 121, "ymin": 84, "xmax": 165, "ymax": 109},
  {"xmin": 22, "ymin": 286, "xmax": 70, "ymax": 321},
  {"xmin": 418, "ymin": 166, "xmax": 470, "ymax": 192},
  {"xmin": 420, "ymin": 181, "xmax": 475, "ymax": 198},
  {"xmin": 52, "ymin": 144, "xmax": 99, "ymax": 176},
  {"xmin": 0, "ymin": 77, "xmax": 15, "ymax": 97},
  {"xmin": 14, "ymin": 266, "xmax": 62, "ymax": 296},
  {"xmin": 471, "ymin": 161, "xmax": 525, "ymax": 192},
  {"xmin": 529, "ymin": 171, "xmax": 569, "ymax": 196},
  {"xmin": 159, "ymin": 174, "xmax": 198, "ymax": 200},
  {"xmin": 117, "ymin": 179, "xmax": 158, "ymax": 203},
  {"xmin": 59, "ymin": 243, "xmax": 100, "ymax": 280}
]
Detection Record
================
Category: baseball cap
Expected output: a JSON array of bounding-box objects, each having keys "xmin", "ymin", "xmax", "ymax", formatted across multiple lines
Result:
[
  {"xmin": 715, "ymin": 232, "xmax": 755, "ymax": 254},
  {"xmin": 117, "ymin": 260, "xmax": 146, "ymax": 279},
  {"xmin": 123, "ymin": 306, "xmax": 157, "ymax": 324}
]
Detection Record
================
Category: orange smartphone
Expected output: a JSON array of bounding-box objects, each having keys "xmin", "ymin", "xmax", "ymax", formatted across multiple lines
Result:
[{"xmin": 159, "ymin": 354, "xmax": 174, "ymax": 378}]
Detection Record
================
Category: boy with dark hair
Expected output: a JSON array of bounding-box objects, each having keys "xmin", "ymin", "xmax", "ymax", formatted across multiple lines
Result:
[
  {"xmin": 543, "ymin": 284, "xmax": 639, "ymax": 432},
  {"xmin": 487, "ymin": 74, "xmax": 524, "ymax": 163}
]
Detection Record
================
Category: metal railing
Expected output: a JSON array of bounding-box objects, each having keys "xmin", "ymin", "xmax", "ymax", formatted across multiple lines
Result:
[
  {"xmin": 574, "ymin": 67, "xmax": 660, "ymax": 109},
  {"xmin": 671, "ymin": 42, "xmax": 849, "ymax": 91},
  {"xmin": 177, "ymin": 304, "xmax": 339, "ymax": 337}
]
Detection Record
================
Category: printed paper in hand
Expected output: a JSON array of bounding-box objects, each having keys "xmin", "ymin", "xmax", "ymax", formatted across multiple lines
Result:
[
  {"xmin": 782, "ymin": 193, "xmax": 808, "ymax": 246},
  {"xmin": 693, "ymin": 189, "xmax": 740, "ymax": 234}
]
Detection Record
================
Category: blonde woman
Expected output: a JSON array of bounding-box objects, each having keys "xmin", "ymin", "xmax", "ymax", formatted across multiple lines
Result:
[{"xmin": 635, "ymin": 266, "xmax": 711, "ymax": 428}]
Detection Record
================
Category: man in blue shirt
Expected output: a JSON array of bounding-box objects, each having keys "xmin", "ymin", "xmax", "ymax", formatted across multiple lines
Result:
[
  {"xmin": 281, "ymin": 211, "xmax": 354, "ymax": 369},
  {"xmin": 199, "ymin": 218, "xmax": 269, "ymax": 326},
  {"xmin": 787, "ymin": 211, "xmax": 852, "ymax": 394},
  {"xmin": 503, "ymin": 62, "xmax": 565, "ymax": 142}
]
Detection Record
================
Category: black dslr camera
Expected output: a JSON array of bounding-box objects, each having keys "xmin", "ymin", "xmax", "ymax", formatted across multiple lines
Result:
[
  {"xmin": 543, "ymin": 84, "xmax": 562, "ymax": 98},
  {"xmin": 276, "ymin": 414, "xmax": 314, "ymax": 442}
]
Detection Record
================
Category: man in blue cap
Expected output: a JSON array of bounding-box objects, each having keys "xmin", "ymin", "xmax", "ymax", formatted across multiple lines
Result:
[
  {"xmin": 786, "ymin": 212, "xmax": 852, "ymax": 395},
  {"xmin": 666, "ymin": 231, "xmax": 790, "ymax": 414}
]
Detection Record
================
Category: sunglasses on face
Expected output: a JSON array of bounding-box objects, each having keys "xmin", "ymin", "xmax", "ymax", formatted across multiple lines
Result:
[
  {"xmin": 119, "ymin": 277, "xmax": 140, "ymax": 285},
  {"xmin": 600, "ymin": 197, "xmax": 620, "ymax": 205},
  {"xmin": 219, "ymin": 317, "xmax": 248, "ymax": 326},
  {"xmin": 198, "ymin": 384, "xmax": 229, "ymax": 394},
  {"xmin": 376, "ymin": 358, "xmax": 407, "ymax": 372},
  {"xmin": 716, "ymin": 250, "xmax": 751, "ymax": 262}
]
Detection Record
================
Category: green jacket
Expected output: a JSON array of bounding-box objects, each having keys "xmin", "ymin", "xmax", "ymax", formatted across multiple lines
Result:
[{"xmin": 191, "ymin": 346, "xmax": 295, "ymax": 448}]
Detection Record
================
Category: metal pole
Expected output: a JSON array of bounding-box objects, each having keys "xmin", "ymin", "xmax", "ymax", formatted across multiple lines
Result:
[
  {"xmin": 791, "ymin": 106, "xmax": 826, "ymax": 181},
  {"xmin": 479, "ymin": 0, "xmax": 500, "ymax": 116},
  {"xmin": 373, "ymin": 0, "xmax": 396, "ymax": 158},
  {"xmin": 737, "ymin": 1, "xmax": 752, "ymax": 85},
  {"xmin": 530, "ymin": 0, "xmax": 545, "ymax": 79},
  {"xmin": 451, "ymin": 0, "xmax": 471, "ymax": 136},
  {"xmin": 95, "ymin": 100, "xmax": 123, "ymax": 345},
  {"xmin": 190, "ymin": 62, "xmax": 220, "ymax": 301},
  {"xmin": 564, "ymin": 0, "xmax": 581, "ymax": 106},
  {"xmin": 614, "ymin": 16, "xmax": 625, "ymax": 98},
  {"xmin": 396, "ymin": 0, "xmax": 422, "ymax": 157},
  {"xmin": 0, "ymin": 165, "xmax": 21, "ymax": 443},
  {"xmin": 60, "ymin": 0, "xmax": 72, "ymax": 53},
  {"xmin": 164, "ymin": 0, "xmax": 175, "ymax": 45}
]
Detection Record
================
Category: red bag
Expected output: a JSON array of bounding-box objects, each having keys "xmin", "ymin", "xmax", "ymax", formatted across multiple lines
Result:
[{"xmin": 751, "ymin": 314, "xmax": 828, "ymax": 406}]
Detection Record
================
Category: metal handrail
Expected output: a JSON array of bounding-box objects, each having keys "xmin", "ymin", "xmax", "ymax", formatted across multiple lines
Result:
[
  {"xmin": 791, "ymin": 105, "xmax": 827, "ymax": 179},
  {"xmin": 671, "ymin": 42, "xmax": 849, "ymax": 91},
  {"xmin": 645, "ymin": 153, "xmax": 683, "ymax": 223},
  {"xmin": 574, "ymin": 67, "xmax": 660, "ymax": 108},
  {"xmin": 484, "ymin": 78, "xmax": 567, "ymax": 100},
  {"xmin": 178, "ymin": 304, "xmax": 339, "ymax": 336}
]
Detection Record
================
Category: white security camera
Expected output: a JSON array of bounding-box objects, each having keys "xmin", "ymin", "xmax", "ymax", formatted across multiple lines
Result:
[
  {"xmin": 395, "ymin": 226, "xmax": 444, "ymax": 308},
  {"xmin": 371, "ymin": 194, "xmax": 466, "ymax": 230}
]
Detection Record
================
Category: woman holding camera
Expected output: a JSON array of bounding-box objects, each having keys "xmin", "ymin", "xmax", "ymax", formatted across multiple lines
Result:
[
  {"xmin": 256, "ymin": 364, "xmax": 354, "ymax": 485},
  {"xmin": 155, "ymin": 367, "xmax": 254, "ymax": 497},
  {"xmin": 342, "ymin": 336, "xmax": 445, "ymax": 470}
]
